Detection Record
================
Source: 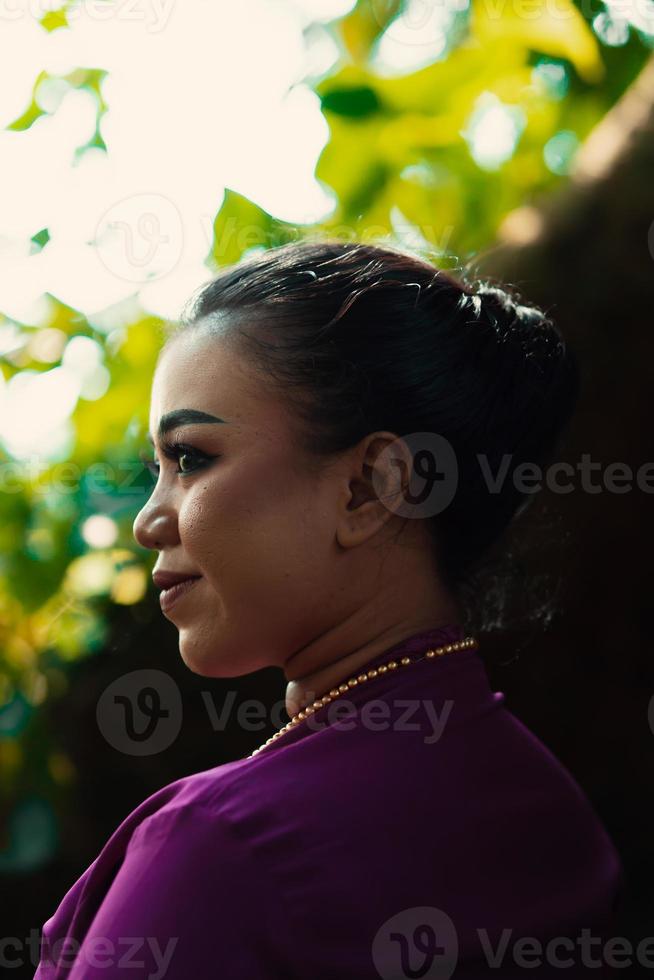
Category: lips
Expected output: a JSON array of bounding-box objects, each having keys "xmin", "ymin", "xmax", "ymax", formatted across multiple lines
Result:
[
  {"xmin": 152, "ymin": 570, "xmax": 201, "ymax": 590},
  {"xmin": 152, "ymin": 570, "xmax": 202, "ymax": 614},
  {"xmin": 158, "ymin": 577, "xmax": 201, "ymax": 613}
]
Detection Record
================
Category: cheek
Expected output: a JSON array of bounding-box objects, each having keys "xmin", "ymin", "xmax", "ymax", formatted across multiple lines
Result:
[
  {"xmin": 176, "ymin": 475, "xmax": 233, "ymax": 569},
  {"xmin": 177, "ymin": 463, "xmax": 332, "ymax": 591}
]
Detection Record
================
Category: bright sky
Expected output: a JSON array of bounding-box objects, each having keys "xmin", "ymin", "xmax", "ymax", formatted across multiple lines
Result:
[
  {"xmin": 0, "ymin": 0, "xmax": 360, "ymax": 326},
  {"xmin": 0, "ymin": 0, "xmax": 633, "ymax": 328},
  {"xmin": 0, "ymin": 0, "xmax": 633, "ymax": 461}
]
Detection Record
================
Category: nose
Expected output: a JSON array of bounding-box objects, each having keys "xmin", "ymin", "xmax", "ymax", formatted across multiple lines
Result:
[{"xmin": 132, "ymin": 490, "xmax": 179, "ymax": 551}]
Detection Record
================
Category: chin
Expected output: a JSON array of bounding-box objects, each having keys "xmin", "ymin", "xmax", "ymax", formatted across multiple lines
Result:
[{"xmin": 177, "ymin": 629, "xmax": 263, "ymax": 679}]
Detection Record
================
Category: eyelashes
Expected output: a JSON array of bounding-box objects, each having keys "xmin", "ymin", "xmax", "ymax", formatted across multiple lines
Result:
[{"xmin": 139, "ymin": 439, "xmax": 216, "ymax": 479}]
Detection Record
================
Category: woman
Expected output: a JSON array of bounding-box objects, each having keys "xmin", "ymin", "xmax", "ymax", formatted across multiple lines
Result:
[{"xmin": 35, "ymin": 240, "xmax": 623, "ymax": 979}]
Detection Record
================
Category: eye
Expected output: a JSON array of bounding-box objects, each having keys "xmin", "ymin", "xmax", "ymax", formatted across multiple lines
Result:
[
  {"xmin": 170, "ymin": 443, "xmax": 211, "ymax": 475},
  {"xmin": 139, "ymin": 442, "xmax": 215, "ymax": 480}
]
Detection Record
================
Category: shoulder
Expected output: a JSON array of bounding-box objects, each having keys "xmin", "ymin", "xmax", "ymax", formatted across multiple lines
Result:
[
  {"xmin": 58, "ymin": 755, "xmax": 271, "ymax": 921},
  {"xmin": 36, "ymin": 758, "xmax": 291, "ymax": 978},
  {"xmin": 123, "ymin": 753, "xmax": 260, "ymax": 848}
]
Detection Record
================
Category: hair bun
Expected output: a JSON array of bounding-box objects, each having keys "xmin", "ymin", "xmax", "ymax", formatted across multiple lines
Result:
[
  {"xmin": 476, "ymin": 282, "xmax": 551, "ymax": 329},
  {"xmin": 472, "ymin": 282, "xmax": 566, "ymax": 368}
]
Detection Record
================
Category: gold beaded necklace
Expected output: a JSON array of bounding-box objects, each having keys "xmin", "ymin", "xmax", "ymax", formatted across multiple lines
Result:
[{"xmin": 249, "ymin": 634, "xmax": 479, "ymax": 758}]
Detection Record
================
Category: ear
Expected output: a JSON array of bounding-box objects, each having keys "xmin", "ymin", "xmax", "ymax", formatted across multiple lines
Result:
[{"xmin": 335, "ymin": 432, "xmax": 414, "ymax": 549}]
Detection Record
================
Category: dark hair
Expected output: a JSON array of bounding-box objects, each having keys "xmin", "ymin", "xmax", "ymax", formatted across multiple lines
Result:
[{"xmin": 166, "ymin": 239, "xmax": 580, "ymax": 605}]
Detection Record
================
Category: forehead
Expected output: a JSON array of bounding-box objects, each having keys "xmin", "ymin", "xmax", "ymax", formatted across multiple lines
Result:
[
  {"xmin": 153, "ymin": 329, "xmax": 234, "ymax": 394},
  {"xmin": 148, "ymin": 328, "xmax": 282, "ymax": 436}
]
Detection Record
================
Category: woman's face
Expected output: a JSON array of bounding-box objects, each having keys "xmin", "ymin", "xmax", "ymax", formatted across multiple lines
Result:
[{"xmin": 132, "ymin": 325, "xmax": 348, "ymax": 678}]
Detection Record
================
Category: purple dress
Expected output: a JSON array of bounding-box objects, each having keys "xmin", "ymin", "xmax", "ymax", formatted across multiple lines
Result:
[{"xmin": 34, "ymin": 624, "xmax": 623, "ymax": 978}]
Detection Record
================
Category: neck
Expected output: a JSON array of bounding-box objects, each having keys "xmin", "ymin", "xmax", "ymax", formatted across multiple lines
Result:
[
  {"xmin": 282, "ymin": 530, "xmax": 463, "ymax": 719},
  {"xmin": 283, "ymin": 608, "xmax": 462, "ymax": 719}
]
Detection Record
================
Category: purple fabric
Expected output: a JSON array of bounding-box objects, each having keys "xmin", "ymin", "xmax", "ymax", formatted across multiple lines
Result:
[{"xmin": 34, "ymin": 624, "xmax": 623, "ymax": 978}]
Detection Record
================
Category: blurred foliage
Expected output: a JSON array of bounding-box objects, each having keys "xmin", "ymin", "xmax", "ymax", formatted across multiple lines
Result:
[
  {"xmin": 0, "ymin": 0, "xmax": 652, "ymax": 870},
  {"xmin": 8, "ymin": 67, "xmax": 108, "ymax": 156}
]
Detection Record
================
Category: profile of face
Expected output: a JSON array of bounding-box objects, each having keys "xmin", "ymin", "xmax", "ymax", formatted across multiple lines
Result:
[{"xmin": 132, "ymin": 324, "xmax": 412, "ymax": 679}]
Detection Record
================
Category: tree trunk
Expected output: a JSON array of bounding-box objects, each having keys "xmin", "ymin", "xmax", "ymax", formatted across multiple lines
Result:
[{"xmin": 472, "ymin": 52, "xmax": 654, "ymax": 937}]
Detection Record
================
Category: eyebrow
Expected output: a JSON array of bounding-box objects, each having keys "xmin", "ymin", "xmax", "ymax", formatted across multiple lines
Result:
[{"xmin": 147, "ymin": 409, "xmax": 227, "ymax": 444}]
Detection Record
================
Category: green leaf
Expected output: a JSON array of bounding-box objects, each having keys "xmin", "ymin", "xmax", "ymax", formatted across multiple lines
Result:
[
  {"xmin": 209, "ymin": 188, "xmax": 301, "ymax": 269},
  {"xmin": 40, "ymin": 8, "xmax": 69, "ymax": 32},
  {"xmin": 7, "ymin": 71, "xmax": 49, "ymax": 132},
  {"xmin": 30, "ymin": 229, "xmax": 50, "ymax": 252},
  {"xmin": 469, "ymin": 0, "xmax": 605, "ymax": 84},
  {"xmin": 320, "ymin": 85, "xmax": 383, "ymax": 118},
  {"xmin": 338, "ymin": 0, "xmax": 403, "ymax": 63}
]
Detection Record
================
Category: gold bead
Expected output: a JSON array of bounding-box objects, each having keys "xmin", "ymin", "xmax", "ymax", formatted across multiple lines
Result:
[
  {"xmin": 322, "ymin": 695, "xmax": 332, "ymax": 704},
  {"xmin": 330, "ymin": 689, "xmax": 340, "ymax": 698},
  {"xmin": 305, "ymin": 706, "xmax": 315, "ymax": 714},
  {"xmin": 388, "ymin": 661, "xmax": 397, "ymax": 669},
  {"xmin": 426, "ymin": 650, "xmax": 435, "ymax": 658},
  {"xmin": 339, "ymin": 683, "xmax": 349, "ymax": 693},
  {"xmin": 348, "ymin": 678, "xmax": 358, "ymax": 687},
  {"xmin": 378, "ymin": 664, "xmax": 387, "ymax": 673},
  {"xmin": 401, "ymin": 657, "xmax": 410, "ymax": 666},
  {"xmin": 313, "ymin": 701, "xmax": 323, "ymax": 710},
  {"xmin": 368, "ymin": 669, "xmax": 378, "ymax": 678},
  {"xmin": 297, "ymin": 711, "xmax": 306, "ymax": 720},
  {"xmin": 358, "ymin": 673, "xmax": 368, "ymax": 683}
]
